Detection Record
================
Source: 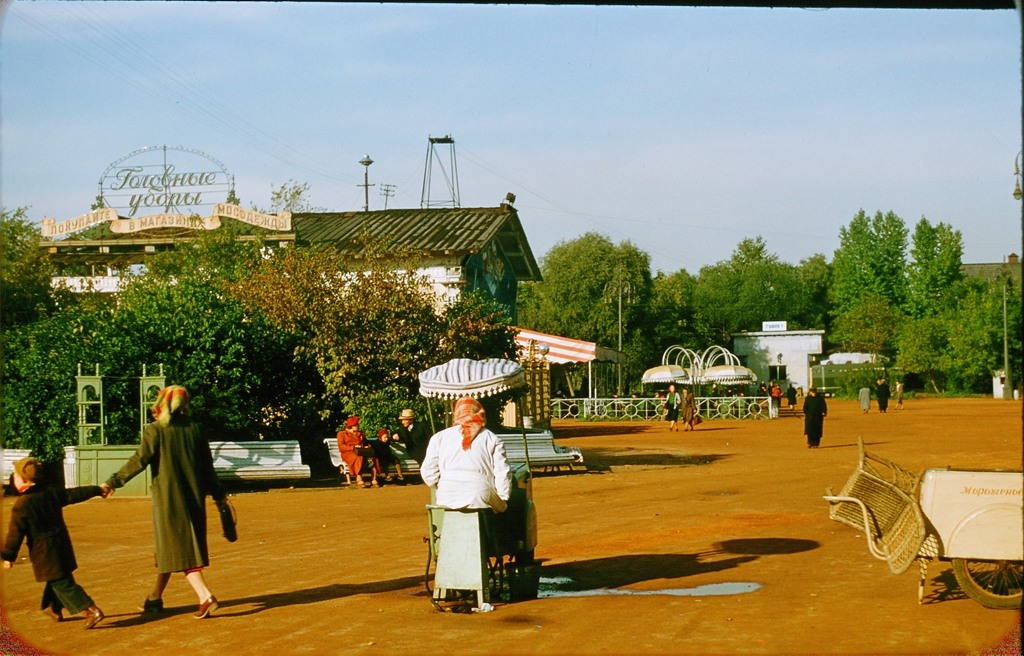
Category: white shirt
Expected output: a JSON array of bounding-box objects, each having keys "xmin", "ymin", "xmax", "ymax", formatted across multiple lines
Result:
[{"xmin": 420, "ymin": 425, "xmax": 511, "ymax": 513}]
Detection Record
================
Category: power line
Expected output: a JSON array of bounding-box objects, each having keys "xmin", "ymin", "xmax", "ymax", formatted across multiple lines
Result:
[{"xmin": 16, "ymin": 5, "xmax": 351, "ymax": 195}]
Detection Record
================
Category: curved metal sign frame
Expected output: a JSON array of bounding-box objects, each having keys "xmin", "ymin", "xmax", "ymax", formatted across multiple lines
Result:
[{"xmin": 98, "ymin": 145, "xmax": 233, "ymax": 218}]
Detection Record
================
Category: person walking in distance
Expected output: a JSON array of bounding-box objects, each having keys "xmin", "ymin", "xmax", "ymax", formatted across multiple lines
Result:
[
  {"xmin": 803, "ymin": 387, "xmax": 828, "ymax": 448},
  {"xmin": 664, "ymin": 384, "xmax": 682, "ymax": 432}
]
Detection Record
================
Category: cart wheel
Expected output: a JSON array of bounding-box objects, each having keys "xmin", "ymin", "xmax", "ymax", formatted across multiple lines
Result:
[{"xmin": 951, "ymin": 558, "xmax": 1023, "ymax": 610}]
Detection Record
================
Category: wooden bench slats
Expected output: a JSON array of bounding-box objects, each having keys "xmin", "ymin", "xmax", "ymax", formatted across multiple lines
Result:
[
  {"xmin": 323, "ymin": 438, "xmax": 420, "ymax": 485},
  {"xmin": 2, "ymin": 448, "xmax": 32, "ymax": 481},
  {"xmin": 209, "ymin": 440, "xmax": 310, "ymax": 481},
  {"xmin": 323, "ymin": 429, "xmax": 583, "ymax": 482}
]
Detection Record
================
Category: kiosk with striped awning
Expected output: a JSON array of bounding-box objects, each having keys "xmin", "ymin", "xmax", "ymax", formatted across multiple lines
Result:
[{"xmin": 514, "ymin": 328, "xmax": 623, "ymax": 399}]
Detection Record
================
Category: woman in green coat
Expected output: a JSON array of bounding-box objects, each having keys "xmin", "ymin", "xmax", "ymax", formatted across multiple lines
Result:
[{"xmin": 104, "ymin": 385, "xmax": 227, "ymax": 619}]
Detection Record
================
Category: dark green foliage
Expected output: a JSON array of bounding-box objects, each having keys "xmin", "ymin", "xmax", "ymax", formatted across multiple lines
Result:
[{"xmin": 1, "ymin": 207, "xmax": 56, "ymax": 328}]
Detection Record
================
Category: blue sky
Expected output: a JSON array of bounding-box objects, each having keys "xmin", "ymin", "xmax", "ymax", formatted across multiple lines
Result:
[{"xmin": 2, "ymin": 3, "xmax": 1020, "ymax": 275}]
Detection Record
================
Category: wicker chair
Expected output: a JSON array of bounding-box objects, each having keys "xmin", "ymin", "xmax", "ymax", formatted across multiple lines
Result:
[{"xmin": 824, "ymin": 437, "xmax": 940, "ymax": 602}]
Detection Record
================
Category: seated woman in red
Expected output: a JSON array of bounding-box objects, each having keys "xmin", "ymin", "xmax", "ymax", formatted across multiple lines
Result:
[{"xmin": 337, "ymin": 416, "xmax": 378, "ymax": 488}]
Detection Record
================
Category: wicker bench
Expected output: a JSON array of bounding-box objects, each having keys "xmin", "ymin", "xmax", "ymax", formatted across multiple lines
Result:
[
  {"xmin": 209, "ymin": 440, "xmax": 310, "ymax": 481},
  {"xmin": 323, "ymin": 438, "xmax": 420, "ymax": 485},
  {"xmin": 824, "ymin": 437, "xmax": 939, "ymax": 602}
]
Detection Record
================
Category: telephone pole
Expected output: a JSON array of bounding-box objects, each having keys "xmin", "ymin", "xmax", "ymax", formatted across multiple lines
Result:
[{"xmin": 380, "ymin": 183, "xmax": 396, "ymax": 210}]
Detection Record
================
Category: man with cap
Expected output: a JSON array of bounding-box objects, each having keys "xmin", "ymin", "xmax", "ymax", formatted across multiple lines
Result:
[
  {"xmin": 2, "ymin": 457, "xmax": 106, "ymax": 628},
  {"xmin": 393, "ymin": 408, "xmax": 431, "ymax": 467}
]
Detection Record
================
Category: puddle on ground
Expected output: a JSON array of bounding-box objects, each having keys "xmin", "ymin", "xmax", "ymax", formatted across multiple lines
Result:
[{"xmin": 537, "ymin": 576, "xmax": 761, "ymax": 599}]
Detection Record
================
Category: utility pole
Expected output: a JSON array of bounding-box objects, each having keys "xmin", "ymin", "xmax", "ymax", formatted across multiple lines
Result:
[
  {"xmin": 379, "ymin": 183, "xmax": 396, "ymax": 210},
  {"xmin": 604, "ymin": 270, "xmax": 632, "ymax": 397},
  {"xmin": 1003, "ymin": 281, "xmax": 1013, "ymax": 400}
]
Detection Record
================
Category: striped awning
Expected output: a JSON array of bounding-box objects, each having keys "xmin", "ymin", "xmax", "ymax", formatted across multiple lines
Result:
[
  {"xmin": 514, "ymin": 328, "xmax": 624, "ymax": 365},
  {"xmin": 418, "ymin": 358, "xmax": 526, "ymax": 399}
]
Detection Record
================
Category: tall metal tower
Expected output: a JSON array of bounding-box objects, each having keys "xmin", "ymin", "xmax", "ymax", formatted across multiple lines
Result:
[{"xmin": 420, "ymin": 135, "xmax": 460, "ymax": 208}]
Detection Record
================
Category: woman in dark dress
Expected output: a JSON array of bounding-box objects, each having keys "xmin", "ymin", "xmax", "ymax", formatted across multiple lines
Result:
[{"xmin": 802, "ymin": 387, "xmax": 828, "ymax": 448}]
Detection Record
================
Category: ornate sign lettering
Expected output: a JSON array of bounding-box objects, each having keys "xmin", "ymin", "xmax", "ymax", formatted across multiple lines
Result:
[
  {"xmin": 98, "ymin": 146, "xmax": 232, "ymax": 217},
  {"xmin": 213, "ymin": 204, "xmax": 291, "ymax": 231},
  {"xmin": 40, "ymin": 207, "xmax": 291, "ymax": 238},
  {"xmin": 109, "ymin": 214, "xmax": 222, "ymax": 234},
  {"xmin": 41, "ymin": 208, "xmax": 118, "ymax": 238}
]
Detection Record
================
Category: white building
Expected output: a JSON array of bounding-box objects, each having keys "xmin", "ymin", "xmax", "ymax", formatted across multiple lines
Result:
[{"xmin": 732, "ymin": 323, "xmax": 824, "ymax": 393}]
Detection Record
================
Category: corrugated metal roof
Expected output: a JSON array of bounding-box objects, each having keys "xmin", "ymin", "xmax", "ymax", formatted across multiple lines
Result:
[
  {"xmin": 962, "ymin": 260, "xmax": 1021, "ymax": 287},
  {"xmin": 292, "ymin": 206, "xmax": 541, "ymax": 281}
]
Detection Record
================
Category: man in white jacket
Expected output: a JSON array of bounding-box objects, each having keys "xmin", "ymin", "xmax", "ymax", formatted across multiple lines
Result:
[{"xmin": 420, "ymin": 397, "xmax": 511, "ymax": 513}]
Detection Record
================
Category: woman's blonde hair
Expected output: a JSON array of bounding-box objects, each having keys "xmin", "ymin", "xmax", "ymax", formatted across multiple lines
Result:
[{"xmin": 151, "ymin": 385, "xmax": 190, "ymax": 427}]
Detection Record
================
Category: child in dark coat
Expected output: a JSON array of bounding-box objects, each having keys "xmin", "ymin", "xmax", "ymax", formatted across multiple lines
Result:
[{"xmin": 2, "ymin": 457, "xmax": 106, "ymax": 628}]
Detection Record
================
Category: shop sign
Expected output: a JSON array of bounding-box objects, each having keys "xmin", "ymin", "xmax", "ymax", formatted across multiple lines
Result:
[
  {"xmin": 98, "ymin": 146, "xmax": 232, "ymax": 217},
  {"xmin": 41, "ymin": 205, "xmax": 291, "ymax": 238}
]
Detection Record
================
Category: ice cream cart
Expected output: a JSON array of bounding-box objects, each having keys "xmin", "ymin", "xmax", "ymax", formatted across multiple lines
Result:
[
  {"xmin": 418, "ymin": 357, "xmax": 541, "ymax": 611},
  {"xmin": 824, "ymin": 437, "xmax": 1022, "ymax": 609}
]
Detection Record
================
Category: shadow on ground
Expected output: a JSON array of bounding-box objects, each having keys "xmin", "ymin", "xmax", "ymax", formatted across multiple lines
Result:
[
  {"xmin": 581, "ymin": 449, "xmax": 730, "ymax": 471},
  {"xmin": 542, "ymin": 538, "xmax": 820, "ymax": 590},
  {"xmin": 101, "ymin": 575, "xmax": 426, "ymax": 627},
  {"xmin": 550, "ymin": 424, "xmax": 651, "ymax": 439}
]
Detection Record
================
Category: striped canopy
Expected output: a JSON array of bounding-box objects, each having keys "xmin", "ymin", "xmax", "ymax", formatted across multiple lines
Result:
[{"xmin": 418, "ymin": 358, "xmax": 527, "ymax": 400}]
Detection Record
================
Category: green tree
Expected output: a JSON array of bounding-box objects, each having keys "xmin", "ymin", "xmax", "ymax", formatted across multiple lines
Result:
[
  {"xmin": 252, "ymin": 179, "xmax": 325, "ymax": 214},
  {"xmin": 105, "ymin": 231, "xmax": 310, "ymax": 444},
  {"xmin": 1, "ymin": 207, "xmax": 56, "ymax": 328},
  {"xmin": 648, "ymin": 269, "xmax": 705, "ymax": 355},
  {"xmin": 524, "ymin": 233, "xmax": 649, "ymax": 344},
  {"xmin": 830, "ymin": 210, "xmax": 908, "ymax": 317},
  {"xmin": 945, "ymin": 277, "xmax": 1019, "ymax": 394},
  {"xmin": 232, "ymin": 238, "xmax": 517, "ymax": 432},
  {"xmin": 1, "ymin": 299, "xmax": 111, "ymax": 460},
  {"xmin": 905, "ymin": 218, "xmax": 964, "ymax": 318},
  {"xmin": 693, "ymin": 237, "xmax": 806, "ymax": 343},
  {"xmin": 516, "ymin": 232, "xmax": 654, "ymax": 393},
  {"xmin": 896, "ymin": 314, "xmax": 950, "ymax": 394},
  {"xmin": 830, "ymin": 292, "xmax": 903, "ymax": 356},
  {"xmin": 795, "ymin": 253, "xmax": 833, "ymax": 333}
]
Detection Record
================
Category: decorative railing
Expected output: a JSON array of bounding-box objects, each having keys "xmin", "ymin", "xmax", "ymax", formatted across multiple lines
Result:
[{"xmin": 550, "ymin": 396, "xmax": 771, "ymax": 421}]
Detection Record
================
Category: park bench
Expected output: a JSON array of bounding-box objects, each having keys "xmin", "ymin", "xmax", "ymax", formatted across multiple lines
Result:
[
  {"xmin": 2, "ymin": 448, "xmax": 32, "ymax": 482},
  {"xmin": 323, "ymin": 437, "xmax": 421, "ymax": 485},
  {"xmin": 209, "ymin": 440, "xmax": 310, "ymax": 481},
  {"xmin": 497, "ymin": 430, "xmax": 583, "ymax": 473}
]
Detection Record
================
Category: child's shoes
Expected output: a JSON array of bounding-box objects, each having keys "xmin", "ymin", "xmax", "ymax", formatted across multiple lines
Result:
[{"xmin": 41, "ymin": 606, "xmax": 63, "ymax": 623}]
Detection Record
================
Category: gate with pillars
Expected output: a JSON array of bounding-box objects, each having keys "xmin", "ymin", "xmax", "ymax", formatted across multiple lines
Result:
[{"xmin": 65, "ymin": 364, "xmax": 165, "ymax": 496}]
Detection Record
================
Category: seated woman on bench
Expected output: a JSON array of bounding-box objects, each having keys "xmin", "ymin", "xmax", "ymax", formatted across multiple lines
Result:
[{"xmin": 337, "ymin": 416, "xmax": 380, "ymax": 488}]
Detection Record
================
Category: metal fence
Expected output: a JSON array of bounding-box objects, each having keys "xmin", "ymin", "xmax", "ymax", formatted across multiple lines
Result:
[{"xmin": 550, "ymin": 396, "xmax": 772, "ymax": 421}]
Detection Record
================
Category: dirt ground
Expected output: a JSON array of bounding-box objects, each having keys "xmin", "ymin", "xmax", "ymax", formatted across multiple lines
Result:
[{"xmin": 1, "ymin": 397, "xmax": 1021, "ymax": 656}]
